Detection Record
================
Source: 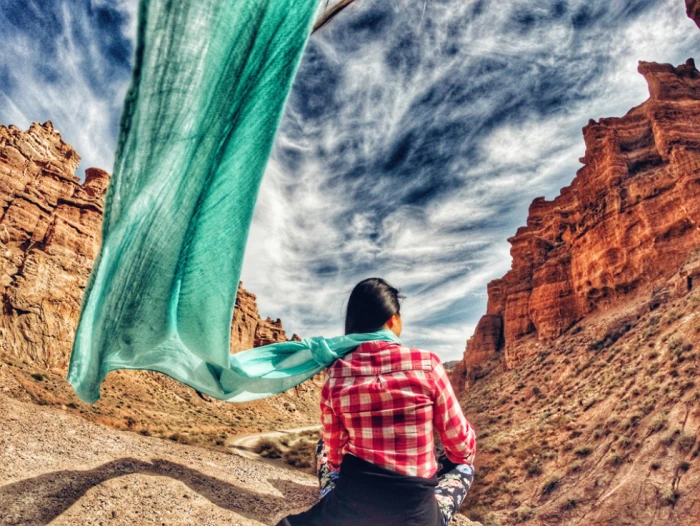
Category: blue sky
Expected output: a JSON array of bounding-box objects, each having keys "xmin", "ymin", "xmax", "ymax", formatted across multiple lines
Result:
[{"xmin": 1, "ymin": 0, "xmax": 699, "ymax": 360}]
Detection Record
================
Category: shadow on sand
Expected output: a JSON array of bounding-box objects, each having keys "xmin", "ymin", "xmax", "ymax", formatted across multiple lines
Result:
[{"xmin": 0, "ymin": 457, "xmax": 317, "ymax": 525}]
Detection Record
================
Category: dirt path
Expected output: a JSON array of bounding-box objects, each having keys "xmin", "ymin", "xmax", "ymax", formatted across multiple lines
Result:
[{"xmin": 227, "ymin": 425, "xmax": 322, "ymax": 461}]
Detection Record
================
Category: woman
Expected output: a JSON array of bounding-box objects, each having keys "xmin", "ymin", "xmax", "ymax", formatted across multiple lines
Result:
[{"xmin": 278, "ymin": 278, "xmax": 476, "ymax": 526}]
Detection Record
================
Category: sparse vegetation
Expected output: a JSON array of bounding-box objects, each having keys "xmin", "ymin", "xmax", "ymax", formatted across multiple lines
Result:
[
  {"xmin": 649, "ymin": 414, "xmax": 667, "ymax": 434},
  {"xmin": 282, "ymin": 439, "xmax": 316, "ymax": 469},
  {"xmin": 574, "ymin": 445, "xmax": 593, "ymax": 457},
  {"xmin": 608, "ymin": 453, "xmax": 625, "ymax": 466},
  {"xmin": 677, "ymin": 432, "xmax": 696, "ymax": 453},
  {"xmin": 514, "ymin": 505, "xmax": 535, "ymax": 522},
  {"xmin": 660, "ymin": 488, "xmax": 680, "ymax": 506},
  {"xmin": 660, "ymin": 429, "xmax": 681, "ymax": 447},
  {"xmin": 253, "ymin": 431, "xmax": 320, "ymax": 470},
  {"xmin": 562, "ymin": 498, "xmax": 578, "ymax": 510},
  {"xmin": 168, "ymin": 432, "xmax": 190, "ymax": 445},
  {"xmin": 541, "ymin": 473, "xmax": 562, "ymax": 495},
  {"xmin": 525, "ymin": 458, "xmax": 542, "ymax": 477},
  {"xmin": 568, "ymin": 460, "xmax": 583, "ymax": 473},
  {"xmin": 436, "ymin": 275, "xmax": 700, "ymax": 522},
  {"xmin": 255, "ymin": 437, "xmax": 283, "ymax": 458}
]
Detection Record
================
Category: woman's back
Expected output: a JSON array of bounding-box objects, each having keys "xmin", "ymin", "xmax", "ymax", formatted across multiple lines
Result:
[
  {"xmin": 322, "ymin": 339, "xmax": 474, "ymax": 478},
  {"xmin": 279, "ymin": 277, "xmax": 476, "ymax": 526}
]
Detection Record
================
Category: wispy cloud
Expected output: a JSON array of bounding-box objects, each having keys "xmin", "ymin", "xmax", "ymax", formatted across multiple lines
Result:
[
  {"xmin": 243, "ymin": 0, "xmax": 700, "ymax": 361},
  {"xmin": 0, "ymin": 0, "xmax": 135, "ymax": 174},
  {"xmin": 1, "ymin": 0, "xmax": 699, "ymax": 361}
]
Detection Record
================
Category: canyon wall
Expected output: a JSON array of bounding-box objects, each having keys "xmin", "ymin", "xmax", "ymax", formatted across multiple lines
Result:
[
  {"xmin": 0, "ymin": 121, "xmax": 295, "ymax": 371},
  {"xmin": 688, "ymin": 0, "xmax": 700, "ymax": 28},
  {"xmin": 456, "ymin": 58, "xmax": 700, "ymax": 384}
]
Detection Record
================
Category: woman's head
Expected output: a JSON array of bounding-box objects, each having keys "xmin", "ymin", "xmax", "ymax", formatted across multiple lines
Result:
[{"xmin": 344, "ymin": 277, "xmax": 405, "ymax": 335}]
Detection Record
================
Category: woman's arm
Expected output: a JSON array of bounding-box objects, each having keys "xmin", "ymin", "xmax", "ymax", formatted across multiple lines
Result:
[
  {"xmin": 320, "ymin": 375, "xmax": 349, "ymax": 472},
  {"xmin": 430, "ymin": 355, "xmax": 477, "ymax": 466}
]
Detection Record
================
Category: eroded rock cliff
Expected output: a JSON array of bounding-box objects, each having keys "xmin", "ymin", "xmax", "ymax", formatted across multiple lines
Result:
[
  {"xmin": 0, "ymin": 120, "xmax": 296, "ymax": 370},
  {"xmin": 456, "ymin": 9, "xmax": 700, "ymax": 522},
  {"xmin": 456, "ymin": 58, "xmax": 700, "ymax": 384},
  {"xmin": 687, "ymin": 0, "xmax": 700, "ymax": 28}
]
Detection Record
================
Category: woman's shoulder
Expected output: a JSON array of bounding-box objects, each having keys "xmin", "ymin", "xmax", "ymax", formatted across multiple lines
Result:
[
  {"xmin": 403, "ymin": 345, "xmax": 441, "ymax": 365},
  {"xmin": 326, "ymin": 341, "xmax": 441, "ymax": 377}
]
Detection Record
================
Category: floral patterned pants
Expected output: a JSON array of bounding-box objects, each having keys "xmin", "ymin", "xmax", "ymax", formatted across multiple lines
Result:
[{"xmin": 314, "ymin": 439, "xmax": 474, "ymax": 526}]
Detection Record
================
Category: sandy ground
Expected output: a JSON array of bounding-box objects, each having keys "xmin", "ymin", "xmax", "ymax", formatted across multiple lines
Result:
[
  {"xmin": 0, "ymin": 394, "xmax": 319, "ymax": 526},
  {"xmin": 0, "ymin": 394, "xmax": 478, "ymax": 525}
]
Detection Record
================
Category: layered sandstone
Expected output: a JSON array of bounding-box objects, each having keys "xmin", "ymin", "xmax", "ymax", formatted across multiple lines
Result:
[
  {"xmin": 687, "ymin": 0, "xmax": 700, "ymax": 28},
  {"xmin": 232, "ymin": 283, "xmax": 300, "ymax": 352},
  {"xmin": 0, "ymin": 121, "xmax": 296, "ymax": 371},
  {"xmin": 458, "ymin": 59, "xmax": 700, "ymax": 381}
]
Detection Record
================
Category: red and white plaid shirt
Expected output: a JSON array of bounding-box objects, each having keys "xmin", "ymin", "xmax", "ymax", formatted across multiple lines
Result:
[{"xmin": 320, "ymin": 339, "xmax": 476, "ymax": 478}]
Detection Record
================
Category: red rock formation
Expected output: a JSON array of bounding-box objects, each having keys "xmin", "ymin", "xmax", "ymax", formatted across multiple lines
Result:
[
  {"xmin": 231, "ymin": 283, "xmax": 296, "ymax": 352},
  {"xmin": 458, "ymin": 59, "xmax": 700, "ymax": 380},
  {"xmin": 0, "ymin": 122, "xmax": 295, "ymax": 370},
  {"xmin": 0, "ymin": 122, "xmax": 107, "ymax": 369},
  {"xmin": 687, "ymin": 0, "xmax": 700, "ymax": 28}
]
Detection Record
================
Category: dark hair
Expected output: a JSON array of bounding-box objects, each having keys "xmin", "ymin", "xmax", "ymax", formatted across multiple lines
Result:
[{"xmin": 344, "ymin": 277, "xmax": 405, "ymax": 334}]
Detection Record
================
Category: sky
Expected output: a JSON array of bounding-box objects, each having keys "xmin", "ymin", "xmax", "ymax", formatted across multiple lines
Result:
[{"xmin": 1, "ymin": 0, "xmax": 699, "ymax": 361}]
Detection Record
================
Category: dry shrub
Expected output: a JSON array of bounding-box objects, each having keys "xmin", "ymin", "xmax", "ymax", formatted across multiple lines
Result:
[
  {"xmin": 525, "ymin": 458, "xmax": 542, "ymax": 477},
  {"xmin": 660, "ymin": 429, "xmax": 680, "ymax": 447},
  {"xmin": 660, "ymin": 488, "xmax": 680, "ymax": 506},
  {"xmin": 568, "ymin": 460, "xmax": 583, "ymax": 473},
  {"xmin": 514, "ymin": 505, "xmax": 535, "ymax": 523},
  {"xmin": 677, "ymin": 432, "xmax": 696, "ymax": 454},
  {"xmin": 255, "ymin": 437, "xmax": 283, "ymax": 458},
  {"xmin": 649, "ymin": 414, "xmax": 667, "ymax": 434},
  {"xmin": 541, "ymin": 473, "xmax": 562, "ymax": 495},
  {"xmin": 168, "ymin": 432, "xmax": 190, "ymax": 445},
  {"xmin": 283, "ymin": 439, "xmax": 316, "ymax": 469},
  {"xmin": 574, "ymin": 445, "xmax": 592, "ymax": 457}
]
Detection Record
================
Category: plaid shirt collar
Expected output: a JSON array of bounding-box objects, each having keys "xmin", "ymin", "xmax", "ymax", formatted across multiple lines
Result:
[{"xmin": 327, "ymin": 340, "xmax": 433, "ymax": 378}]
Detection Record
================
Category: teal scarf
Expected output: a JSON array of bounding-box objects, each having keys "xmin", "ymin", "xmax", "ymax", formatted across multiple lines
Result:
[
  {"xmin": 67, "ymin": 0, "xmax": 376, "ymax": 403},
  {"xmin": 79, "ymin": 329, "xmax": 401, "ymax": 403}
]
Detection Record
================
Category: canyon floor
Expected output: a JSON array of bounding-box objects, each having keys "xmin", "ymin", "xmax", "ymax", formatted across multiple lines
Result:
[
  {"xmin": 0, "ymin": 393, "xmax": 479, "ymax": 526},
  {"xmin": 0, "ymin": 394, "xmax": 319, "ymax": 526}
]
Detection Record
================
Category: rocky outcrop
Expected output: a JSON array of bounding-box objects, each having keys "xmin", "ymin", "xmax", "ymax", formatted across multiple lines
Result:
[
  {"xmin": 0, "ymin": 122, "xmax": 108, "ymax": 369},
  {"xmin": 687, "ymin": 0, "xmax": 700, "ymax": 28},
  {"xmin": 0, "ymin": 122, "xmax": 295, "ymax": 371},
  {"xmin": 458, "ymin": 58, "xmax": 700, "ymax": 381},
  {"xmin": 232, "ymin": 283, "xmax": 300, "ymax": 353}
]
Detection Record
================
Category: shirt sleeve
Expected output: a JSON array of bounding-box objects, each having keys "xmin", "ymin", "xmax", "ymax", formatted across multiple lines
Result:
[
  {"xmin": 320, "ymin": 375, "xmax": 348, "ymax": 473},
  {"xmin": 430, "ymin": 354, "xmax": 477, "ymax": 466}
]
